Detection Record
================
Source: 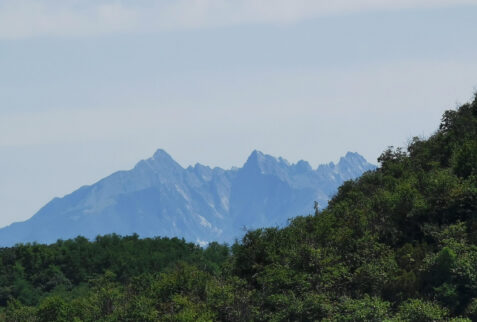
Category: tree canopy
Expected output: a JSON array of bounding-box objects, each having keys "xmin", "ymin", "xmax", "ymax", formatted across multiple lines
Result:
[{"xmin": 2, "ymin": 94, "xmax": 477, "ymax": 321}]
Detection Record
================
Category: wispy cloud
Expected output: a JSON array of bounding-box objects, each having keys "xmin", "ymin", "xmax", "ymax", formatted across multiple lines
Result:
[{"xmin": 0, "ymin": 0, "xmax": 476, "ymax": 39}]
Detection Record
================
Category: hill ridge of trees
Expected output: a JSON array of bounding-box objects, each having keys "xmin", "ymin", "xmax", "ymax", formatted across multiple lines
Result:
[{"xmin": 3, "ymin": 94, "xmax": 477, "ymax": 321}]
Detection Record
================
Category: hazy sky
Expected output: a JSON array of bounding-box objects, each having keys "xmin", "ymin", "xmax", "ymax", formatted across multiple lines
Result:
[{"xmin": 1, "ymin": 0, "xmax": 477, "ymax": 227}]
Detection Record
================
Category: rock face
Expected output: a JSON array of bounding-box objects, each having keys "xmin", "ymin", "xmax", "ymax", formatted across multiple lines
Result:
[{"xmin": 0, "ymin": 150, "xmax": 375, "ymax": 246}]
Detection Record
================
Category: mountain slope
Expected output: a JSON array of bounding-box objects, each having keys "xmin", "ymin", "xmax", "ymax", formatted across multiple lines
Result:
[
  {"xmin": 0, "ymin": 150, "xmax": 375, "ymax": 246},
  {"xmin": 3, "ymin": 95, "xmax": 477, "ymax": 321}
]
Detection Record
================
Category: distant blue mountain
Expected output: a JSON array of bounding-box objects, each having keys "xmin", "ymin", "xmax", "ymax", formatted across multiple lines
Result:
[{"xmin": 0, "ymin": 150, "xmax": 376, "ymax": 246}]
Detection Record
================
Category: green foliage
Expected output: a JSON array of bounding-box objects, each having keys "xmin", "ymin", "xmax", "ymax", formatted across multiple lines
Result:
[
  {"xmin": 333, "ymin": 296, "xmax": 392, "ymax": 321},
  {"xmin": 36, "ymin": 296, "xmax": 69, "ymax": 322},
  {"xmin": 464, "ymin": 298, "xmax": 477, "ymax": 320},
  {"xmin": 5, "ymin": 299, "xmax": 37, "ymax": 322},
  {"xmin": 395, "ymin": 299, "xmax": 449, "ymax": 321},
  {"xmin": 453, "ymin": 141, "xmax": 477, "ymax": 178},
  {"xmin": 2, "ymin": 94, "xmax": 477, "ymax": 320}
]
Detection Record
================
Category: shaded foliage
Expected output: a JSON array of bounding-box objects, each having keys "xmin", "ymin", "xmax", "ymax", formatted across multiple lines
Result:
[{"xmin": 2, "ymin": 94, "xmax": 477, "ymax": 321}]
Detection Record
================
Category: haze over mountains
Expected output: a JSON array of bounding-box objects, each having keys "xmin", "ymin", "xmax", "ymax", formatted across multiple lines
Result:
[{"xmin": 0, "ymin": 150, "xmax": 375, "ymax": 246}]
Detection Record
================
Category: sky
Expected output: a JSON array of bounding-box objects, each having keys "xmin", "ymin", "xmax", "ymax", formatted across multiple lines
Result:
[{"xmin": 1, "ymin": 0, "xmax": 477, "ymax": 228}]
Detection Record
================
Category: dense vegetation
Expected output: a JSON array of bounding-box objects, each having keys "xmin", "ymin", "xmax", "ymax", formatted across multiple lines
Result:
[{"xmin": 2, "ymin": 95, "xmax": 477, "ymax": 321}]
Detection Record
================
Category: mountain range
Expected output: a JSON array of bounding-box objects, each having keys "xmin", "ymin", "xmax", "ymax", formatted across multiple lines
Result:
[{"xmin": 0, "ymin": 150, "xmax": 375, "ymax": 246}]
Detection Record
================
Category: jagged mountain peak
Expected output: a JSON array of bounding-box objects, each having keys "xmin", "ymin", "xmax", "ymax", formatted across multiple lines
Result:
[
  {"xmin": 339, "ymin": 151, "xmax": 368, "ymax": 164},
  {"xmin": 337, "ymin": 151, "xmax": 371, "ymax": 167},
  {"xmin": 245, "ymin": 149, "xmax": 266, "ymax": 163},
  {"xmin": 245, "ymin": 150, "xmax": 291, "ymax": 167},
  {"xmin": 189, "ymin": 163, "xmax": 214, "ymax": 180},
  {"xmin": 152, "ymin": 148, "xmax": 174, "ymax": 161},
  {"xmin": 193, "ymin": 163, "xmax": 211, "ymax": 170},
  {"xmin": 0, "ymin": 149, "xmax": 375, "ymax": 246},
  {"xmin": 134, "ymin": 149, "xmax": 183, "ymax": 173},
  {"xmin": 242, "ymin": 150, "xmax": 291, "ymax": 178},
  {"xmin": 336, "ymin": 152, "xmax": 375, "ymax": 180},
  {"xmin": 293, "ymin": 160, "xmax": 313, "ymax": 173},
  {"xmin": 244, "ymin": 150, "xmax": 269, "ymax": 167}
]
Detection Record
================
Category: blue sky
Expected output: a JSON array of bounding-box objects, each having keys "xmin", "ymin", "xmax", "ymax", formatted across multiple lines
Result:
[{"xmin": 1, "ymin": 0, "xmax": 477, "ymax": 227}]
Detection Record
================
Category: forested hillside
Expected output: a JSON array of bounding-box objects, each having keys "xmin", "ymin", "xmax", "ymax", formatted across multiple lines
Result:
[{"xmin": 2, "ymin": 95, "xmax": 477, "ymax": 321}]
